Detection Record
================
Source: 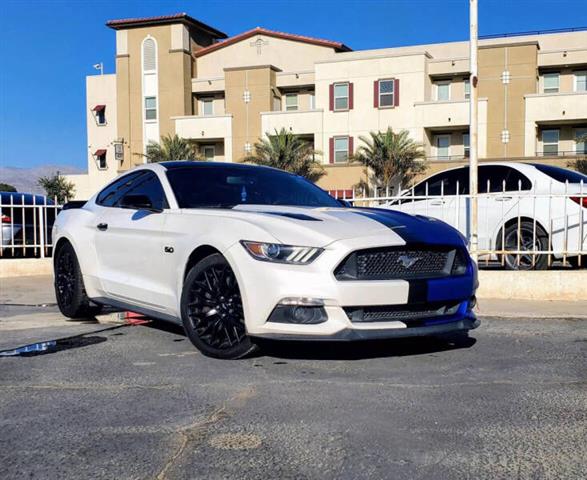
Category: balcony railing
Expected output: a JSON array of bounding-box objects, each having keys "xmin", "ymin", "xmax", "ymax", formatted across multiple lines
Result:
[
  {"xmin": 426, "ymin": 154, "xmax": 470, "ymax": 162},
  {"xmin": 535, "ymin": 150, "xmax": 587, "ymax": 158}
]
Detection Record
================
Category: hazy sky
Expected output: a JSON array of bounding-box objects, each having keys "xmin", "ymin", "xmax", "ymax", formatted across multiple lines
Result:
[{"xmin": 1, "ymin": 0, "xmax": 585, "ymax": 171}]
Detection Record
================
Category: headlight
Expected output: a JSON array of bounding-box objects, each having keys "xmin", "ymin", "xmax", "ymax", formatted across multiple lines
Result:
[{"xmin": 240, "ymin": 241, "xmax": 323, "ymax": 265}]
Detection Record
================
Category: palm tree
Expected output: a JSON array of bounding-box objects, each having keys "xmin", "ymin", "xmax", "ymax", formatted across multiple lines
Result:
[
  {"xmin": 352, "ymin": 128, "xmax": 427, "ymax": 190},
  {"xmin": 143, "ymin": 134, "xmax": 202, "ymax": 163},
  {"xmin": 244, "ymin": 128, "xmax": 325, "ymax": 182}
]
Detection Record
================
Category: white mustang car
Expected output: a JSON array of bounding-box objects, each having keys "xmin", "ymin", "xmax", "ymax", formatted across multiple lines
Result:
[{"xmin": 53, "ymin": 162, "xmax": 478, "ymax": 359}]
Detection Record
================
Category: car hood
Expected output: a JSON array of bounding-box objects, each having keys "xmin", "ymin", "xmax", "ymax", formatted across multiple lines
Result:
[{"xmin": 190, "ymin": 205, "xmax": 467, "ymax": 248}]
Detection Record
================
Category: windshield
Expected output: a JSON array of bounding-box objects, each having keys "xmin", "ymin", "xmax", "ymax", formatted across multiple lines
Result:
[{"xmin": 166, "ymin": 165, "xmax": 342, "ymax": 209}]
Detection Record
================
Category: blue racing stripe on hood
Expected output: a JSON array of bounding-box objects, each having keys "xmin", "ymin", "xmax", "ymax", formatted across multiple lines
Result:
[{"xmin": 351, "ymin": 207, "xmax": 466, "ymax": 247}]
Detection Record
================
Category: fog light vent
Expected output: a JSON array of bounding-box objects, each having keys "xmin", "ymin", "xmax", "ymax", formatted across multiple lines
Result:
[{"xmin": 267, "ymin": 305, "xmax": 327, "ymax": 324}]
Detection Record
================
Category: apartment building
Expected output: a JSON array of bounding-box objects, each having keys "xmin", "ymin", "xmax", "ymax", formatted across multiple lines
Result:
[{"xmin": 67, "ymin": 13, "xmax": 587, "ymax": 199}]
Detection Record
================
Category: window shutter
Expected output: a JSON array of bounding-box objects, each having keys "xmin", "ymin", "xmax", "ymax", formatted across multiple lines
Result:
[
  {"xmin": 374, "ymin": 80, "xmax": 379, "ymax": 108},
  {"xmin": 348, "ymin": 82, "xmax": 354, "ymax": 110},
  {"xmin": 329, "ymin": 137, "xmax": 335, "ymax": 163},
  {"xmin": 329, "ymin": 84, "xmax": 334, "ymax": 111},
  {"xmin": 348, "ymin": 136, "xmax": 354, "ymax": 158},
  {"xmin": 394, "ymin": 78, "xmax": 400, "ymax": 107}
]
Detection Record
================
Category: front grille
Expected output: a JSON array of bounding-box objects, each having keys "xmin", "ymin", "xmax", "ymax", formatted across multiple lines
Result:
[
  {"xmin": 334, "ymin": 245, "xmax": 468, "ymax": 281},
  {"xmin": 344, "ymin": 302, "xmax": 461, "ymax": 324}
]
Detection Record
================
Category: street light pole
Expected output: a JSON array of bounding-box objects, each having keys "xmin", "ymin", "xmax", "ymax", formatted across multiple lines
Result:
[{"xmin": 469, "ymin": 0, "xmax": 479, "ymax": 262}]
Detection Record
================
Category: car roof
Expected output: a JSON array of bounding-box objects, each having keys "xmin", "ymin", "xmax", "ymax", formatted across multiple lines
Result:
[{"xmin": 157, "ymin": 161, "xmax": 285, "ymax": 173}]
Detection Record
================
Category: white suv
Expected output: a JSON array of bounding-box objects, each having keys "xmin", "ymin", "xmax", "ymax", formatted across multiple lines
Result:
[{"xmin": 383, "ymin": 162, "xmax": 586, "ymax": 270}]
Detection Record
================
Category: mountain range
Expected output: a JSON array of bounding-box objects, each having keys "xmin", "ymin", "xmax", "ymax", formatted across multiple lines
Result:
[{"xmin": 0, "ymin": 165, "xmax": 84, "ymax": 194}]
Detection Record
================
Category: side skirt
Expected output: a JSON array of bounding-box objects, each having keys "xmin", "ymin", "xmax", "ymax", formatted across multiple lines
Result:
[{"xmin": 91, "ymin": 296, "xmax": 181, "ymax": 325}]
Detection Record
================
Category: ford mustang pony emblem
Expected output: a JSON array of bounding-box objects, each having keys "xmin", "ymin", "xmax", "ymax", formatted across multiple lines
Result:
[{"xmin": 397, "ymin": 255, "xmax": 421, "ymax": 269}]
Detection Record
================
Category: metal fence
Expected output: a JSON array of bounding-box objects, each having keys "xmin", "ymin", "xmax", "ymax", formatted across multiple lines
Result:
[
  {"xmin": 329, "ymin": 180, "xmax": 586, "ymax": 269},
  {"xmin": 0, "ymin": 195, "xmax": 61, "ymax": 258},
  {"xmin": 2, "ymin": 183, "xmax": 586, "ymax": 269}
]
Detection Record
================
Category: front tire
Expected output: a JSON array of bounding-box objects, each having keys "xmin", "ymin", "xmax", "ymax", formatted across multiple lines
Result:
[
  {"xmin": 54, "ymin": 242, "xmax": 101, "ymax": 318},
  {"xmin": 181, "ymin": 253, "xmax": 257, "ymax": 359}
]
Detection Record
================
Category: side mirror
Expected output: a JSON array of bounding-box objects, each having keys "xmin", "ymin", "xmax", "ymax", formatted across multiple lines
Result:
[
  {"xmin": 120, "ymin": 194, "xmax": 162, "ymax": 213},
  {"xmin": 338, "ymin": 199, "xmax": 352, "ymax": 208}
]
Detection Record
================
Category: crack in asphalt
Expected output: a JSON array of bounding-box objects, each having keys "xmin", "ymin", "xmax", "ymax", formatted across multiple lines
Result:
[{"xmin": 155, "ymin": 386, "xmax": 256, "ymax": 480}]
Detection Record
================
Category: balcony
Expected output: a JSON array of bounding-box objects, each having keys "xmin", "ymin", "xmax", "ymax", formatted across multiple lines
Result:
[
  {"xmin": 173, "ymin": 114, "xmax": 232, "ymax": 140},
  {"xmin": 525, "ymin": 92, "xmax": 587, "ymax": 123},
  {"xmin": 260, "ymin": 109, "xmax": 323, "ymax": 136},
  {"xmin": 414, "ymin": 98, "xmax": 488, "ymax": 129}
]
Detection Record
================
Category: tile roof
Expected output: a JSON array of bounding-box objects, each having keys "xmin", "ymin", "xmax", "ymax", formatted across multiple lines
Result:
[
  {"xmin": 194, "ymin": 27, "xmax": 351, "ymax": 57},
  {"xmin": 106, "ymin": 13, "xmax": 227, "ymax": 38}
]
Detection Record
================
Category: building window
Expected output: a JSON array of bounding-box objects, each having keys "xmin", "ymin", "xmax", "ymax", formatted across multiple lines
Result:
[
  {"xmin": 464, "ymin": 79, "xmax": 470, "ymax": 100},
  {"xmin": 145, "ymin": 96, "xmax": 157, "ymax": 121},
  {"xmin": 435, "ymin": 81, "xmax": 451, "ymax": 101},
  {"xmin": 93, "ymin": 105, "xmax": 106, "ymax": 125},
  {"xmin": 94, "ymin": 149, "xmax": 107, "ymax": 170},
  {"xmin": 142, "ymin": 37, "xmax": 157, "ymax": 72},
  {"xmin": 285, "ymin": 93, "xmax": 298, "ymax": 111},
  {"xmin": 334, "ymin": 137, "xmax": 349, "ymax": 163},
  {"xmin": 543, "ymin": 72, "xmax": 559, "ymax": 93},
  {"xmin": 575, "ymin": 70, "xmax": 587, "ymax": 92},
  {"xmin": 576, "ymin": 128, "xmax": 587, "ymax": 154},
  {"xmin": 435, "ymin": 135, "xmax": 450, "ymax": 159},
  {"xmin": 542, "ymin": 129, "xmax": 559, "ymax": 155},
  {"xmin": 334, "ymin": 83, "xmax": 349, "ymax": 110},
  {"xmin": 201, "ymin": 98, "xmax": 214, "ymax": 116},
  {"xmin": 463, "ymin": 133, "xmax": 470, "ymax": 157},
  {"xmin": 202, "ymin": 145, "xmax": 215, "ymax": 161},
  {"xmin": 378, "ymin": 79, "xmax": 395, "ymax": 107},
  {"xmin": 309, "ymin": 92, "xmax": 315, "ymax": 110}
]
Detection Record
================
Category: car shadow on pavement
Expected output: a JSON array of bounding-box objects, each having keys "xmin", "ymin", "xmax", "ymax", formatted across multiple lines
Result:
[
  {"xmin": 254, "ymin": 334, "xmax": 477, "ymax": 361},
  {"xmin": 141, "ymin": 320, "xmax": 477, "ymax": 360}
]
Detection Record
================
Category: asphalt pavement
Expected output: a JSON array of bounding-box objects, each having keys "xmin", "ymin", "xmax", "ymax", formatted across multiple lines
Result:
[{"xmin": 0, "ymin": 276, "xmax": 586, "ymax": 479}]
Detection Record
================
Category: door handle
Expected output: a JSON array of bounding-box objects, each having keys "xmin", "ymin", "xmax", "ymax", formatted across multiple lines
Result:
[
  {"xmin": 430, "ymin": 200, "xmax": 445, "ymax": 206},
  {"xmin": 97, "ymin": 223, "xmax": 108, "ymax": 231},
  {"xmin": 495, "ymin": 197, "xmax": 512, "ymax": 202}
]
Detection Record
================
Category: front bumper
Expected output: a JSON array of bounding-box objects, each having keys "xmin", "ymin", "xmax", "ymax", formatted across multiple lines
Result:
[{"xmin": 225, "ymin": 233, "xmax": 478, "ymax": 341}]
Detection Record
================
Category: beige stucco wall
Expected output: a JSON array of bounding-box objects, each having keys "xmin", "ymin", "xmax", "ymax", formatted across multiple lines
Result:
[
  {"xmin": 115, "ymin": 24, "xmax": 198, "ymax": 170},
  {"xmin": 196, "ymin": 34, "xmax": 339, "ymax": 78},
  {"xmin": 66, "ymin": 74, "xmax": 119, "ymax": 200},
  {"xmin": 224, "ymin": 66, "xmax": 276, "ymax": 161}
]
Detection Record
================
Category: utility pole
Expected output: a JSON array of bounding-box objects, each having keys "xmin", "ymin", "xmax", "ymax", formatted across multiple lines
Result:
[{"xmin": 469, "ymin": 0, "xmax": 479, "ymax": 262}]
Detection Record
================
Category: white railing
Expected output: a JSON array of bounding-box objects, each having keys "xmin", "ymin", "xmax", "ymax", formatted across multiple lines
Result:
[
  {"xmin": 0, "ymin": 195, "xmax": 62, "ymax": 258},
  {"xmin": 329, "ymin": 180, "xmax": 586, "ymax": 269}
]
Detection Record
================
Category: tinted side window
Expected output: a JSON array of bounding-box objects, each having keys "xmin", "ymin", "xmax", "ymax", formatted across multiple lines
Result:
[
  {"xmin": 413, "ymin": 168, "xmax": 469, "ymax": 197},
  {"xmin": 96, "ymin": 172, "xmax": 143, "ymax": 207},
  {"xmin": 123, "ymin": 172, "xmax": 168, "ymax": 210},
  {"xmin": 478, "ymin": 166, "xmax": 532, "ymax": 192}
]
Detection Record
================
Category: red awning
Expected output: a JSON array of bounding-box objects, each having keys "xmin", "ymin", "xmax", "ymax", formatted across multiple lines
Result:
[
  {"xmin": 94, "ymin": 149, "xmax": 107, "ymax": 156},
  {"xmin": 93, "ymin": 105, "xmax": 106, "ymax": 112}
]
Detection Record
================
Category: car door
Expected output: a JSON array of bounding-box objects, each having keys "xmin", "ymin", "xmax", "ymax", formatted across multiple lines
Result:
[
  {"xmin": 476, "ymin": 166, "xmax": 533, "ymax": 251},
  {"xmin": 93, "ymin": 170, "xmax": 174, "ymax": 313}
]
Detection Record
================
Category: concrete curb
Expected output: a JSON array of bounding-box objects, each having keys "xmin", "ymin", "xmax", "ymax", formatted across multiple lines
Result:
[
  {"xmin": 477, "ymin": 270, "xmax": 587, "ymax": 301},
  {"xmin": 0, "ymin": 259, "xmax": 53, "ymax": 278}
]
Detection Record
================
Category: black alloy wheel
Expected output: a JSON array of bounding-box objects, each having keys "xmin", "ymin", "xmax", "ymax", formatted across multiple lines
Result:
[
  {"xmin": 181, "ymin": 253, "xmax": 257, "ymax": 359},
  {"xmin": 500, "ymin": 221, "xmax": 549, "ymax": 270}
]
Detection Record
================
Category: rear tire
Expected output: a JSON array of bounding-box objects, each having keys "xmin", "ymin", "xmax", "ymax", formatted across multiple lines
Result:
[
  {"xmin": 54, "ymin": 242, "xmax": 101, "ymax": 318},
  {"xmin": 498, "ymin": 221, "xmax": 549, "ymax": 270},
  {"xmin": 181, "ymin": 253, "xmax": 257, "ymax": 359}
]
